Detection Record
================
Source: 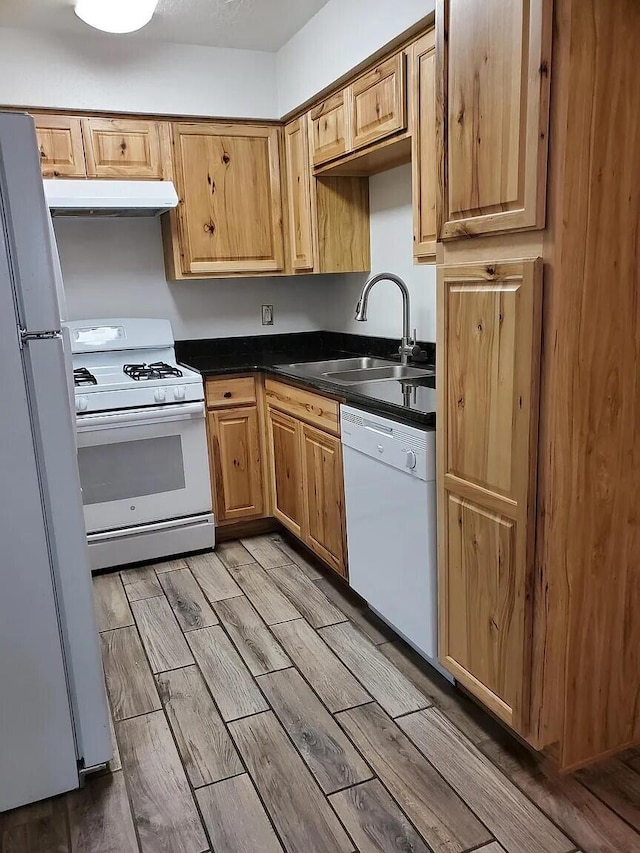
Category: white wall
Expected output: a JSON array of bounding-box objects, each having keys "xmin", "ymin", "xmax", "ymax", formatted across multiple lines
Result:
[
  {"xmin": 0, "ymin": 27, "xmax": 277, "ymax": 118},
  {"xmin": 276, "ymin": 0, "xmax": 434, "ymax": 115},
  {"xmin": 5, "ymin": 4, "xmax": 437, "ymax": 343},
  {"xmin": 54, "ymin": 218, "xmax": 328, "ymax": 340},
  {"xmin": 323, "ymin": 164, "xmax": 436, "ymax": 342}
]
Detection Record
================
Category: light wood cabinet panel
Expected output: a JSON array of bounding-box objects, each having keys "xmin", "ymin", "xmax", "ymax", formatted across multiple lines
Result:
[
  {"xmin": 208, "ymin": 406, "xmax": 264, "ymax": 524},
  {"xmin": 266, "ymin": 407, "xmax": 304, "ymax": 538},
  {"xmin": 33, "ymin": 115, "xmax": 86, "ymax": 178},
  {"xmin": 82, "ymin": 118, "xmax": 164, "ymax": 178},
  {"xmin": 446, "ymin": 495, "xmax": 520, "ymax": 713},
  {"xmin": 284, "ymin": 117, "xmax": 315, "ymax": 272},
  {"xmin": 301, "ymin": 424, "xmax": 347, "ymax": 577},
  {"xmin": 351, "ymin": 52, "xmax": 406, "ymax": 151},
  {"xmin": 437, "ymin": 0, "xmax": 552, "ymax": 238},
  {"xmin": 411, "ymin": 31, "xmax": 437, "ymax": 260},
  {"xmin": 264, "ymin": 378, "xmax": 340, "ymax": 436},
  {"xmin": 309, "ymin": 92, "xmax": 350, "ymax": 166},
  {"xmin": 206, "ymin": 376, "xmax": 257, "ymax": 409},
  {"xmin": 172, "ymin": 122, "xmax": 285, "ymax": 275},
  {"xmin": 437, "ymin": 259, "xmax": 542, "ymax": 734},
  {"xmin": 315, "ymin": 176, "xmax": 370, "ymax": 273}
]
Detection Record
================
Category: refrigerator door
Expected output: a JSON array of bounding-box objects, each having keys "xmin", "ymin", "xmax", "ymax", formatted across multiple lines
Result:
[
  {"xmin": 0, "ymin": 112, "xmax": 62, "ymax": 334},
  {"xmin": 22, "ymin": 334, "xmax": 112, "ymax": 771},
  {"xmin": 0, "ymin": 111, "xmax": 111, "ymax": 794},
  {"xmin": 0, "ymin": 179, "xmax": 80, "ymax": 813}
]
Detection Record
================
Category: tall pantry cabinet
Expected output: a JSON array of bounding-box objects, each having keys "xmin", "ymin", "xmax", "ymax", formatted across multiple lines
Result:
[{"xmin": 435, "ymin": 0, "xmax": 640, "ymax": 770}]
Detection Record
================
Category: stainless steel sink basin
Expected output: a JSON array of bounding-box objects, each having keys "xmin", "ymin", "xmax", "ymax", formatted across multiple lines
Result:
[
  {"xmin": 278, "ymin": 357, "xmax": 435, "ymax": 386},
  {"xmin": 279, "ymin": 357, "xmax": 396, "ymax": 378},
  {"xmin": 323, "ymin": 365, "xmax": 433, "ymax": 384}
]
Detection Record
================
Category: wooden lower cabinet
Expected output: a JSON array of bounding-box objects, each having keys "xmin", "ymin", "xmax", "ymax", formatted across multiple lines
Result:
[
  {"xmin": 437, "ymin": 258, "xmax": 542, "ymax": 735},
  {"xmin": 206, "ymin": 375, "xmax": 346, "ymax": 576},
  {"xmin": 208, "ymin": 406, "xmax": 264, "ymax": 523},
  {"xmin": 205, "ymin": 376, "xmax": 266, "ymax": 526},
  {"xmin": 266, "ymin": 407, "xmax": 304, "ymax": 539},
  {"xmin": 300, "ymin": 424, "xmax": 347, "ymax": 577},
  {"xmin": 263, "ymin": 379, "xmax": 347, "ymax": 577}
]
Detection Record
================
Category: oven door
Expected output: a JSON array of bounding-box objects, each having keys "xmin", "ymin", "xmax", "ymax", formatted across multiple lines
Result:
[{"xmin": 76, "ymin": 402, "xmax": 212, "ymax": 534}]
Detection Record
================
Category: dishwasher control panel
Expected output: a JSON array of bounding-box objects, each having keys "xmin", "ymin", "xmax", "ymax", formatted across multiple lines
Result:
[{"xmin": 340, "ymin": 406, "xmax": 435, "ymax": 481}]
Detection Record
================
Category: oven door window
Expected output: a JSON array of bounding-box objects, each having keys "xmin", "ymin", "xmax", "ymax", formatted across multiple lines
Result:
[
  {"xmin": 76, "ymin": 410, "xmax": 212, "ymax": 534},
  {"xmin": 78, "ymin": 435, "xmax": 186, "ymax": 505}
]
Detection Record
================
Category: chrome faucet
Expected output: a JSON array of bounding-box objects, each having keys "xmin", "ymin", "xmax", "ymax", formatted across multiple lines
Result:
[{"xmin": 354, "ymin": 272, "xmax": 420, "ymax": 366}]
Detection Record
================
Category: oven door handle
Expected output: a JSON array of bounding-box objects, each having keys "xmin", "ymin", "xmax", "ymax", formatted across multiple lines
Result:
[{"xmin": 76, "ymin": 402, "xmax": 205, "ymax": 432}]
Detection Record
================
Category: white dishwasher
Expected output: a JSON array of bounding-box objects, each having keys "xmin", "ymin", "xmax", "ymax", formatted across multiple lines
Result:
[{"xmin": 341, "ymin": 404, "xmax": 441, "ymax": 668}]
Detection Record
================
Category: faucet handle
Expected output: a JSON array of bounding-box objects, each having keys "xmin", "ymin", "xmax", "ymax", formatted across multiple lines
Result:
[{"xmin": 408, "ymin": 329, "xmax": 421, "ymax": 358}]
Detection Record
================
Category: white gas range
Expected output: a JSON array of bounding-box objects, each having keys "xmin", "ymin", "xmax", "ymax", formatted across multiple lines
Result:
[{"xmin": 64, "ymin": 318, "xmax": 214, "ymax": 571}]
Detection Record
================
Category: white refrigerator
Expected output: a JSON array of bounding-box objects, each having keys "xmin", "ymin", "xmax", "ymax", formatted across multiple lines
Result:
[{"xmin": 0, "ymin": 112, "xmax": 111, "ymax": 812}]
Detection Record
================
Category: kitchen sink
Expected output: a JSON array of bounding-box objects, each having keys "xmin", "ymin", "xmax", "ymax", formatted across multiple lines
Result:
[
  {"xmin": 323, "ymin": 365, "xmax": 432, "ymax": 384},
  {"xmin": 278, "ymin": 357, "xmax": 435, "ymax": 385},
  {"xmin": 279, "ymin": 357, "xmax": 396, "ymax": 378}
]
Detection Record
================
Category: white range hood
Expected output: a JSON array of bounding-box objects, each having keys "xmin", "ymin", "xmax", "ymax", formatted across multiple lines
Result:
[{"xmin": 44, "ymin": 179, "xmax": 179, "ymax": 217}]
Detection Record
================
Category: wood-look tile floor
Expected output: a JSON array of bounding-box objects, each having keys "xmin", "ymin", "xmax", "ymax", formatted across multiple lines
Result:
[{"xmin": 2, "ymin": 533, "xmax": 640, "ymax": 853}]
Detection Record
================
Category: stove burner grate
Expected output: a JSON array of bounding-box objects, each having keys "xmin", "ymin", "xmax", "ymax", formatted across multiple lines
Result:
[
  {"xmin": 74, "ymin": 367, "xmax": 97, "ymax": 387},
  {"xmin": 123, "ymin": 362, "xmax": 184, "ymax": 381}
]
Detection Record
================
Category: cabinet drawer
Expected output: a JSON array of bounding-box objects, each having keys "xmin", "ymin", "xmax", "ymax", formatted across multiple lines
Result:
[
  {"xmin": 265, "ymin": 378, "xmax": 340, "ymax": 436},
  {"xmin": 206, "ymin": 377, "xmax": 257, "ymax": 408}
]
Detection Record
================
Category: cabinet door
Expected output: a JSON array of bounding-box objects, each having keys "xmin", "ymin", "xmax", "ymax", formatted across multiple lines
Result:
[
  {"xmin": 266, "ymin": 408, "xmax": 304, "ymax": 538},
  {"xmin": 208, "ymin": 406, "xmax": 264, "ymax": 523},
  {"xmin": 300, "ymin": 424, "xmax": 347, "ymax": 577},
  {"xmin": 437, "ymin": 259, "xmax": 542, "ymax": 734},
  {"xmin": 309, "ymin": 92, "xmax": 350, "ymax": 166},
  {"xmin": 33, "ymin": 115, "xmax": 86, "ymax": 178},
  {"xmin": 437, "ymin": 0, "xmax": 551, "ymax": 238},
  {"xmin": 284, "ymin": 118, "xmax": 315, "ymax": 272},
  {"xmin": 411, "ymin": 32, "xmax": 437, "ymax": 260},
  {"xmin": 172, "ymin": 123, "xmax": 285, "ymax": 275},
  {"xmin": 82, "ymin": 118, "xmax": 164, "ymax": 179},
  {"xmin": 350, "ymin": 52, "xmax": 406, "ymax": 151}
]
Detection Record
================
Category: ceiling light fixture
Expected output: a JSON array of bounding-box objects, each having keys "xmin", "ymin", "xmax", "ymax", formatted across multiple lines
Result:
[{"xmin": 74, "ymin": 0, "xmax": 159, "ymax": 34}]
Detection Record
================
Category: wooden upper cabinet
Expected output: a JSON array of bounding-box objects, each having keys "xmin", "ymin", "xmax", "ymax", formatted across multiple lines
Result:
[
  {"xmin": 172, "ymin": 122, "xmax": 285, "ymax": 275},
  {"xmin": 208, "ymin": 406, "xmax": 264, "ymax": 523},
  {"xmin": 411, "ymin": 31, "xmax": 437, "ymax": 260},
  {"xmin": 82, "ymin": 118, "xmax": 164, "ymax": 179},
  {"xmin": 284, "ymin": 118, "xmax": 315, "ymax": 272},
  {"xmin": 350, "ymin": 52, "xmax": 406, "ymax": 151},
  {"xmin": 300, "ymin": 424, "xmax": 347, "ymax": 577},
  {"xmin": 437, "ymin": 0, "xmax": 552, "ymax": 238},
  {"xmin": 309, "ymin": 92, "xmax": 350, "ymax": 167},
  {"xmin": 33, "ymin": 115, "xmax": 86, "ymax": 178},
  {"xmin": 266, "ymin": 407, "xmax": 304, "ymax": 539},
  {"xmin": 437, "ymin": 259, "xmax": 542, "ymax": 735}
]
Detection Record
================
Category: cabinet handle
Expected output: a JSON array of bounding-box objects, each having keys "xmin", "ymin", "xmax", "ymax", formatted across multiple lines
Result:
[{"xmin": 223, "ymin": 391, "xmax": 232, "ymax": 398}]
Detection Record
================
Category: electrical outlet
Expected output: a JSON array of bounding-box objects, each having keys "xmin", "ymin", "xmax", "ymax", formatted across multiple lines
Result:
[{"xmin": 261, "ymin": 304, "xmax": 274, "ymax": 326}]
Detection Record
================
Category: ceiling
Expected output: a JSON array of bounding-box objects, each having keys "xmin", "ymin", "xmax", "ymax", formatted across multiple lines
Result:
[{"xmin": 0, "ymin": 0, "xmax": 331, "ymax": 51}]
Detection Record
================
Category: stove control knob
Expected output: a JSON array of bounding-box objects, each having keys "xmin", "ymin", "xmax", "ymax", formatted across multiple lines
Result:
[
  {"xmin": 173, "ymin": 385, "xmax": 186, "ymax": 401},
  {"xmin": 405, "ymin": 450, "xmax": 417, "ymax": 470},
  {"xmin": 154, "ymin": 388, "xmax": 167, "ymax": 403},
  {"xmin": 76, "ymin": 396, "xmax": 89, "ymax": 412}
]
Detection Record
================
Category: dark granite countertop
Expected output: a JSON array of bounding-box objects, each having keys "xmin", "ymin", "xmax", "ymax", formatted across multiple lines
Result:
[{"xmin": 176, "ymin": 331, "xmax": 436, "ymax": 428}]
